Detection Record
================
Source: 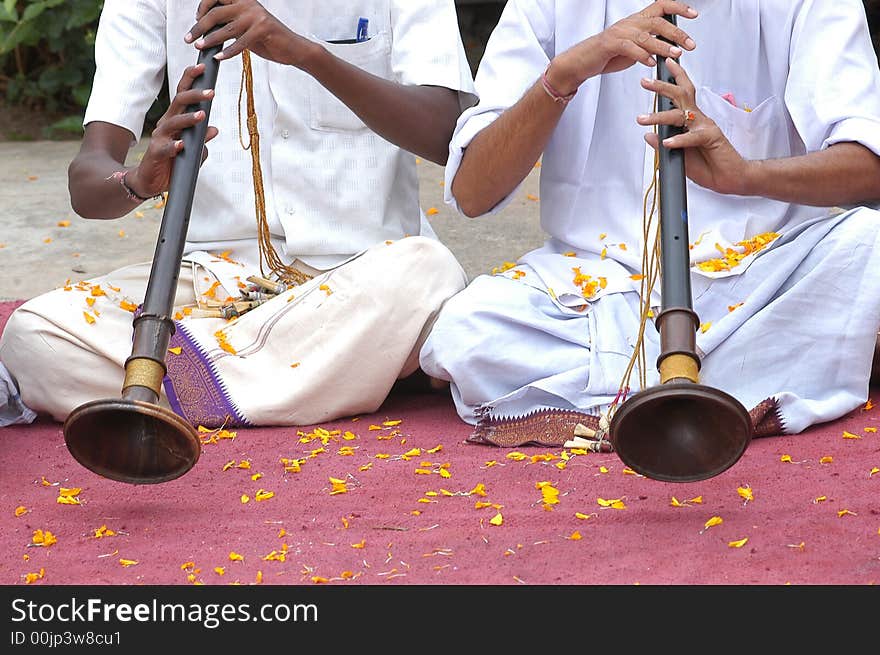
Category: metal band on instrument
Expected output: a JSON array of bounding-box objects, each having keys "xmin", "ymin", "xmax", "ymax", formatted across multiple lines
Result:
[
  {"xmin": 659, "ymin": 353, "xmax": 699, "ymax": 384},
  {"xmin": 122, "ymin": 358, "xmax": 166, "ymax": 396}
]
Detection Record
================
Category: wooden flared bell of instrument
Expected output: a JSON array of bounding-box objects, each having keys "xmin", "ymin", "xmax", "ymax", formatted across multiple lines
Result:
[
  {"xmin": 609, "ymin": 308, "xmax": 752, "ymax": 482},
  {"xmin": 63, "ymin": 33, "xmax": 225, "ymax": 484},
  {"xmin": 64, "ymin": 397, "xmax": 200, "ymax": 485},
  {"xmin": 608, "ymin": 21, "xmax": 752, "ymax": 482}
]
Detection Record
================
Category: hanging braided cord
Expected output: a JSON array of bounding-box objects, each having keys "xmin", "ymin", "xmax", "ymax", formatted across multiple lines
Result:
[
  {"xmin": 238, "ymin": 49, "xmax": 313, "ymax": 287},
  {"xmin": 605, "ymin": 105, "xmax": 664, "ymax": 421}
]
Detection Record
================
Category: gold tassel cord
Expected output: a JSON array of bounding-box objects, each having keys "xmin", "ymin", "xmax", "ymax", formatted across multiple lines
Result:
[
  {"xmin": 604, "ymin": 99, "xmax": 664, "ymax": 423},
  {"xmin": 238, "ymin": 49, "xmax": 313, "ymax": 287}
]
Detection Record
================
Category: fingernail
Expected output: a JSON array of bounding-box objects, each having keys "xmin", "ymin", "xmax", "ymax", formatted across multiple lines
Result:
[
  {"xmin": 184, "ymin": 32, "xmax": 193, "ymax": 43},
  {"xmin": 637, "ymin": 114, "xmax": 649, "ymax": 122},
  {"xmin": 670, "ymin": 46, "xmax": 682, "ymax": 57},
  {"xmin": 663, "ymin": 138, "xmax": 673, "ymax": 146},
  {"xmin": 194, "ymin": 38, "xmax": 205, "ymax": 48},
  {"xmin": 214, "ymin": 52, "xmax": 225, "ymax": 60},
  {"xmin": 685, "ymin": 38, "xmax": 696, "ymax": 49},
  {"xmin": 202, "ymin": 89, "xmax": 213, "ymax": 97},
  {"xmin": 688, "ymin": 7, "xmax": 698, "ymax": 16}
]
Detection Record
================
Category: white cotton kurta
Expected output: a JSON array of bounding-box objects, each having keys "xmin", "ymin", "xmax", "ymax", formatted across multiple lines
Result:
[
  {"xmin": 420, "ymin": 0, "xmax": 880, "ymax": 437},
  {"xmin": 84, "ymin": 0, "xmax": 476, "ymax": 272}
]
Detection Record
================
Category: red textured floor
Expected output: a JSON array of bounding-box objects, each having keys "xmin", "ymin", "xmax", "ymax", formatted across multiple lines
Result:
[{"xmin": 2, "ymin": 300, "xmax": 879, "ymax": 586}]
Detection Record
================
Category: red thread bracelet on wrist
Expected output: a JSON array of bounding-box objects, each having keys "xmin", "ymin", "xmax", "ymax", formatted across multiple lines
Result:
[
  {"xmin": 108, "ymin": 170, "xmax": 159, "ymax": 203},
  {"xmin": 541, "ymin": 65, "xmax": 577, "ymax": 106}
]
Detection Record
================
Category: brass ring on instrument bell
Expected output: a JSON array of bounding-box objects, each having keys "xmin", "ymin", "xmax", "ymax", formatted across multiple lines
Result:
[
  {"xmin": 122, "ymin": 358, "xmax": 166, "ymax": 395},
  {"xmin": 659, "ymin": 353, "xmax": 699, "ymax": 384}
]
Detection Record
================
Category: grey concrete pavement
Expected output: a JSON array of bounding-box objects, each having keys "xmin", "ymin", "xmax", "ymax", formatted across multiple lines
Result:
[{"xmin": 0, "ymin": 140, "xmax": 546, "ymax": 301}]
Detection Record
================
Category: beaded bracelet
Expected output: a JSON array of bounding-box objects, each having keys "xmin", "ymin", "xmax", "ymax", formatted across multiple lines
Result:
[
  {"xmin": 541, "ymin": 65, "xmax": 577, "ymax": 106},
  {"xmin": 107, "ymin": 170, "xmax": 160, "ymax": 203}
]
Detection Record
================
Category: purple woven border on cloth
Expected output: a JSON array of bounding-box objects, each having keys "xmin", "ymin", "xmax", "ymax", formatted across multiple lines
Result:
[{"xmin": 162, "ymin": 320, "xmax": 250, "ymax": 428}]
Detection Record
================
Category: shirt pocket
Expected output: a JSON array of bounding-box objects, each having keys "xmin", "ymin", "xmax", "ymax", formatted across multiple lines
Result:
[
  {"xmin": 696, "ymin": 88, "xmax": 789, "ymax": 161},
  {"xmin": 308, "ymin": 32, "xmax": 392, "ymax": 133}
]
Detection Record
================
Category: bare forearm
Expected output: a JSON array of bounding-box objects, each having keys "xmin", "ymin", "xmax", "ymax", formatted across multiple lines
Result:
[
  {"xmin": 743, "ymin": 143, "xmax": 880, "ymax": 207},
  {"xmin": 68, "ymin": 146, "xmax": 144, "ymax": 220},
  {"xmin": 452, "ymin": 81, "xmax": 565, "ymax": 217},
  {"xmin": 300, "ymin": 44, "xmax": 462, "ymax": 165}
]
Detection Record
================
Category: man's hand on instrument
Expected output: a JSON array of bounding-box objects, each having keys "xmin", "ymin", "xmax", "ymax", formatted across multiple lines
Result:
[
  {"xmin": 186, "ymin": 0, "xmax": 314, "ymax": 67},
  {"xmin": 125, "ymin": 64, "xmax": 219, "ymax": 200},
  {"xmin": 639, "ymin": 57, "xmax": 750, "ymax": 196},
  {"xmin": 547, "ymin": 1, "xmax": 698, "ymax": 98}
]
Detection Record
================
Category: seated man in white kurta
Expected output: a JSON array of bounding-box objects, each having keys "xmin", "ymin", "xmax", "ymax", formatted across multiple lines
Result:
[
  {"xmin": 420, "ymin": 0, "xmax": 880, "ymax": 447},
  {"xmin": 0, "ymin": 0, "xmax": 476, "ymax": 427}
]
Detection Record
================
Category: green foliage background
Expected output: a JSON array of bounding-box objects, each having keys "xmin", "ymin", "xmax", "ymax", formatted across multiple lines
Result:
[{"xmin": 1, "ymin": 0, "xmax": 879, "ymax": 139}]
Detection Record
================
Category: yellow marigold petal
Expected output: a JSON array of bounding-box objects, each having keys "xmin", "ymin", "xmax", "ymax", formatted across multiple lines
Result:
[
  {"xmin": 728, "ymin": 538, "xmax": 749, "ymax": 548},
  {"xmin": 229, "ymin": 552, "xmax": 244, "ymax": 562},
  {"xmin": 14, "ymin": 506, "xmax": 27, "ymax": 517},
  {"xmin": 470, "ymin": 483, "xmax": 488, "ymax": 497},
  {"xmin": 351, "ymin": 540, "xmax": 366, "ymax": 549},
  {"xmin": 31, "ymin": 529, "xmax": 58, "ymax": 547},
  {"xmin": 426, "ymin": 207, "xmax": 440, "ymax": 216},
  {"xmin": 737, "ymin": 486, "xmax": 754, "ymax": 502},
  {"xmin": 489, "ymin": 512, "xmax": 503, "ymax": 526},
  {"xmin": 119, "ymin": 559, "xmax": 138, "ymax": 567},
  {"xmin": 167, "ymin": 346, "xmax": 182, "ymax": 355},
  {"xmin": 25, "ymin": 568, "xmax": 45, "ymax": 584},
  {"xmin": 819, "ymin": 456, "xmax": 834, "ymax": 464},
  {"xmin": 703, "ymin": 516, "xmax": 724, "ymax": 530},
  {"xmin": 842, "ymin": 431, "xmax": 861, "ymax": 440},
  {"xmin": 83, "ymin": 311, "xmax": 96, "ymax": 325},
  {"xmin": 567, "ymin": 531, "xmax": 582, "ymax": 541}
]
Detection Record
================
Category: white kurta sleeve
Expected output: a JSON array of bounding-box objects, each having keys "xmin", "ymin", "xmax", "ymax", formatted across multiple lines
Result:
[
  {"xmin": 443, "ymin": 0, "xmax": 555, "ymax": 215},
  {"xmin": 785, "ymin": 0, "xmax": 880, "ymax": 156},
  {"xmin": 389, "ymin": 0, "xmax": 477, "ymax": 106},
  {"xmin": 82, "ymin": 0, "xmax": 168, "ymax": 144}
]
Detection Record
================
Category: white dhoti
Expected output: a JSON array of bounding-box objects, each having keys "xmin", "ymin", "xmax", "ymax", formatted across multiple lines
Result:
[
  {"xmin": 420, "ymin": 208, "xmax": 880, "ymax": 445},
  {"xmin": 1, "ymin": 236, "xmax": 466, "ymax": 427}
]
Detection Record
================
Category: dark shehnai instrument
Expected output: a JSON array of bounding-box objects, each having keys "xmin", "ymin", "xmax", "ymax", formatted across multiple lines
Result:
[
  {"xmin": 608, "ymin": 15, "xmax": 753, "ymax": 482},
  {"xmin": 63, "ymin": 37, "xmax": 224, "ymax": 484}
]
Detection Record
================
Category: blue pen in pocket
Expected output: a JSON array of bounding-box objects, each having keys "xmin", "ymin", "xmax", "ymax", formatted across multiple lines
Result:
[{"xmin": 356, "ymin": 17, "xmax": 369, "ymax": 42}]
